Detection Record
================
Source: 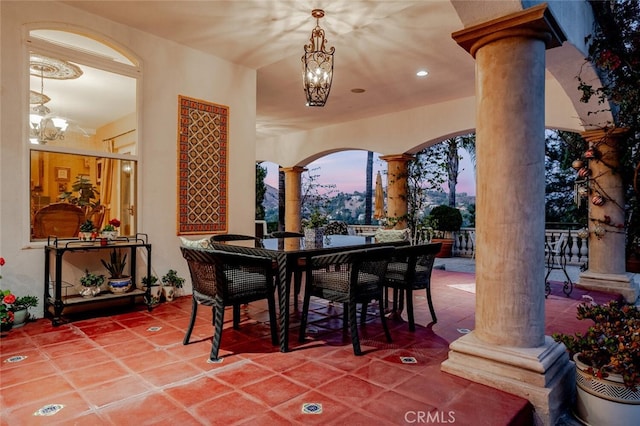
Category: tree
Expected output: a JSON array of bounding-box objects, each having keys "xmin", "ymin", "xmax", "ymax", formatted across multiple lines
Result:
[
  {"xmin": 255, "ymin": 163, "xmax": 266, "ymax": 220},
  {"xmin": 443, "ymin": 134, "xmax": 476, "ymax": 207},
  {"xmin": 300, "ymin": 167, "xmax": 337, "ymax": 220}
]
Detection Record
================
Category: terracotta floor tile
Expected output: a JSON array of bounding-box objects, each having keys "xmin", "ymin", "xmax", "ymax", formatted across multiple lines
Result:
[
  {"xmin": 5, "ymin": 390, "xmax": 95, "ymax": 426},
  {"xmin": 76, "ymin": 321, "xmax": 127, "ymax": 336},
  {"xmin": 361, "ymin": 390, "xmax": 438, "ymax": 424},
  {"xmin": 120, "ymin": 348, "xmax": 179, "ymax": 373},
  {"xmin": 0, "ymin": 348, "xmax": 50, "ymax": 371},
  {"xmin": 233, "ymin": 408, "xmax": 294, "ymax": 426},
  {"xmin": 89, "ymin": 328, "xmax": 140, "ymax": 346},
  {"xmin": 29, "ymin": 327, "xmax": 85, "ymax": 346},
  {"xmin": 190, "ymin": 391, "xmax": 269, "ymax": 424},
  {"xmin": 271, "ymin": 389, "xmax": 351, "ymax": 425},
  {"xmin": 148, "ymin": 409, "xmax": 206, "ymax": 426},
  {"xmin": 102, "ymin": 338, "xmax": 156, "ymax": 357},
  {"xmin": 101, "ymin": 392, "xmax": 184, "ymax": 425},
  {"xmin": 81, "ymin": 375, "xmax": 152, "ymax": 408},
  {"xmin": 138, "ymin": 360, "xmax": 202, "ymax": 388},
  {"xmin": 2, "ymin": 374, "xmax": 75, "ymax": 408},
  {"xmin": 50, "ymin": 347, "xmax": 113, "ymax": 372},
  {"xmin": 64, "ymin": 360, "xmax": 131, "ymax": 389},
  {"xmin": 0, "ymin": 359, "xmax": 59, "ymax": 388},
  {"xmin": 315, "ymin": 374, "xmax": 387, "ymax": 405},
  {"xmin": 240, "ymin": 374, "xmax": 307, "ymax": 406},
  {"xmin": 213, "ymin": 361, "xmax": 277, "ymax": 388},
  {"xmin": 281, "ymin": 360, "xmax": 345, "ymax": 389},
  {"xmin": 163, "ymin": 376, "xmax": 233, "ymax": 408},
  {"xmin": 38, "ymin": 339, "xmax": 99, "ymax": 359}
]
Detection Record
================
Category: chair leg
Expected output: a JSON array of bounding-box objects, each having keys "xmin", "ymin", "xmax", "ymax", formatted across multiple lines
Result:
[
  {"xmin": 266, "ymin": 293, "xmax": 278, "ymax": 346},
  {"xmin": 298, "ymin": 283, "xmax": 312, "ymax": 342},
  {"xmin": 426, "ymin": 285, "xmax": 437, "ymax": 324},
  {"xmin": 348, "ymin": 297, "xmax": 362, "ymax": 355},
  {"xmin": 406, "ymin": 288, "xmax": 416, "ymax": 332},
  {"xmin": 183, "ymin": 297, "xmax": 198, "ymax": 345},
  {"xmin": 210, "ymin": 297, "xmax": 225, "ymax": 361},
  {"xmin": 378, "ymin": 291, "xmax": 392, "ymax": 343},
  {"xmin": 233, "ymin": 304, "xmax": 240, "ymax": 329},
  {"xmin": 293, "ymin": 270, "xmax": 302, "ymax": 311},
  {"xmin": 360, "ymin": 302, "xmax": 368, "ymax": 325}
]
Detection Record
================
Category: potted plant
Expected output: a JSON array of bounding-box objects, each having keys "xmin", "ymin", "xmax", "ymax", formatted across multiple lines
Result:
[
  {"xmin": 142, "ymin": 275, "xmax": 161, "ymax": 305},
  {"xmin": 302, "ymin": 209, "xmax": 329, "ymax": 248},
  {"xmin": 79, "ymin": 219, "xmax": 97, "ymax": 241},
  {"xmin": 100, "ymin": 249, "xmax": 132, "ymax": 294},
  {"xmin": 552, "ymin": 299, "xmax": 640, "ymax": 426},
  {"xmin": 11, "ymin": 295, "xmax": 39, "ymax": 327},
  {"xmin": 101, "ymin": 218, "xmax": 121, "ymax": 241},
  {"xmin": 161, "ymin": 269, "xmax": 185, "ymax": 302},
  {"xmin": 1, "ymin": 289, "xmax": 15, "ymax": 332},
  {"xmin": 79, "ymin": 269, "xmax": 105, "ymax": 298},
  {"xmin": 427, "ymin": 205, "xmax": 462, "ymax": 257}
]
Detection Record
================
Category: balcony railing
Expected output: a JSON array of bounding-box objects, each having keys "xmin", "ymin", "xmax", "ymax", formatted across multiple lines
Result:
[{"xmin": 349, "ymin": 224, "xmax": 589, "ymax": 267}]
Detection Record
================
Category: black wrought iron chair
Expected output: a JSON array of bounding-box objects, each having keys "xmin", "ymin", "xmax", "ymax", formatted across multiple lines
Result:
[
  {"xmin": 180, "ymin": 247, "xmax": 278, "ymax": 361},
  {"xmin": 299, "ymin": 246, "xmax": 395, "ymax": 355},
  {"xmin": 384, "ymin": 243, "xmax": 441, "ymax": 331}
]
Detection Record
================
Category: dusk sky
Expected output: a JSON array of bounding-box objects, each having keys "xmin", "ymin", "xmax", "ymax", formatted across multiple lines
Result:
[{"xmin": 262, "ymin": 150, "xmax": 476, "ymax": 196}]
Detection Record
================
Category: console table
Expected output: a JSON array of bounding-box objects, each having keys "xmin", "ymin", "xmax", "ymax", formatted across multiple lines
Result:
[{"xmin": 44, "ymin": 234, "xmax": 152, "ymax": 326}]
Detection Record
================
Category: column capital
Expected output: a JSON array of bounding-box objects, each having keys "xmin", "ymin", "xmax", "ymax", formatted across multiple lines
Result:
[
  {"xmin": 452, "ymin": 3, "xmax": 565, "ymax": 57},
  {"xmin": 379, "ymin": 154, "xmax": 413, "ymax": 164},
  {"xmin": 279, "ymin": 166, "xmax": 306, "ymax": 174}
]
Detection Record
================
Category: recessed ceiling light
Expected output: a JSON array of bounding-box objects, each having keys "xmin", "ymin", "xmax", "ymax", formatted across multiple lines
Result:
[
  {"xmin": 351, "ymin": 88, "xmax": 365, "ymax": 93},
  {"xmin": 416, "ymin": 70, "xmax": 428, "ymax": 77}
]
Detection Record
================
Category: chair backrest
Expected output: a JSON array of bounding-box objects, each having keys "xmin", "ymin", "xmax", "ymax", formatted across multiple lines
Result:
[
  {"xmin": 210, "ymin": 234, "xmax": 262, "ymax": 247},
  {"xmin": 33, "ymin": 203, "xmax": 85, "ymax": 239},
  {"xmin": 546, "ymin": 233, "xmax": 567, "ymax": 255},
  {"xmin": 180, "ymin": 247, "xmax": 274, "ymax": 301},
  {"xmin": 86, "ymin": 205, "xmax": 106, "ymax": 230},
  {"xmin": 391, "ymin": 243, "xmax": 442, "ymax": 286},
  {"xmin": 267, "ymin": 231, "xmax": 304, "ymax": 239}
]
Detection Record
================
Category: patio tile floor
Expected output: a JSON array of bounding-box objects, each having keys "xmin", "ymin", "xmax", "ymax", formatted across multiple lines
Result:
[{"xmin": 0, "ymin": 262, "xmax": 621, "ymax": 425}]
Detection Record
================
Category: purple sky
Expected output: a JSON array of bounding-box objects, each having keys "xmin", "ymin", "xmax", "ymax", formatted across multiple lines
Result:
[{"xmin": 263, "ymin": 150, "xmax": 476, "ymax": 196}]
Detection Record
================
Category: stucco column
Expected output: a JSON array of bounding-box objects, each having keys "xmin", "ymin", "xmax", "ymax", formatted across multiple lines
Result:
[
  {"xmin": 280, "ymin": 166, "xmax": 305, "ymax": 249},
  {"xmin": 443, "ymin": 6, "xmax": 572, "ymax": 425},
  {"xmin": 379, "ymin": 154, "xmax": 413, "ymax": 229},
  {"xmin": 578, "ymin": 128, "xmax": 637, "ymax": 302}
]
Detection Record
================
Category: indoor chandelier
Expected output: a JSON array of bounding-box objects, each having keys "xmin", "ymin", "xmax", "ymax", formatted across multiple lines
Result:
[
  {"xmin": 301, "ymin": 9, "xmax": 335, "ymax": 107},
  {"xmin": 29, "ymin": 54, "xmax": 82, "ymax": 144}
]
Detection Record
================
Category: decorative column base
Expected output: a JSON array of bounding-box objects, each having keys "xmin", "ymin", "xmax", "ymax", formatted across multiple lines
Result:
[
  {"xmin": 577, "ymin": 271, "xmax": 638, "ymax": 303},
  {"xmin": 441, "ymin": 333, "xmax": 574, "ymax": 426}
]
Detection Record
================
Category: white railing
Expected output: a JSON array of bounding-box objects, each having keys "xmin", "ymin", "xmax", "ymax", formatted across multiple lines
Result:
[{"xmin": 348, "ymin": 225, "xmax": 589, "ymax": 267}]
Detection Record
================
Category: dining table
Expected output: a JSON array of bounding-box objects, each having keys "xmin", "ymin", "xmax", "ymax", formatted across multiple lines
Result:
[{"xmin": 209, "ymin": 234, "xmax": 409, "ymax": 352}]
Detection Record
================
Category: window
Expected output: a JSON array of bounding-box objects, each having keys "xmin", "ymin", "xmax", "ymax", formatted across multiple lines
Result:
[{"xmin": 28, "ymin": 30, "xmax": 139, "ymax": 241}]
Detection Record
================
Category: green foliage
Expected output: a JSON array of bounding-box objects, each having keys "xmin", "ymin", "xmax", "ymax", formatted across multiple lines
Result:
[
  {"xmin": 300, "ymin": 167, "xmax": 337, "ymax": 224},
  {"xmin": 427, "ymin": 205, "xmax": 462, "ymax": 233},
  {"xmin": 552, "ymin": 300, "xmax": 640, "ymax": 389},
  {"xmin": 255, "ymin": 163, "xmax": 266, "ymax": 220},
  {"xmin": 79, "ymin": 220, "xmax": 95, "ymax": 233},
  {"xmin": 161, "ymin": 269, "xmax": 185, "ymax": 288},
  {"xmin": 12, "ymin": 295, "xmax": 38, "ymax": 310},
  {"xmin": 80, "ymin": 270, "xmax": 105, "ymax": 287},
  {"xmin": 141, "ymin": 275, "xmax": 159, "ymax": 286},
  {"xmin": 100, "ymin": 249, "xmax": 127, "ymax": 278},
  {"xmin": 59, "ymin": 175, "xmax": 100, "ymax": 207},
  {"xmin": 302, "ymin": 209, "xmax": 329, "ymax": 229}
]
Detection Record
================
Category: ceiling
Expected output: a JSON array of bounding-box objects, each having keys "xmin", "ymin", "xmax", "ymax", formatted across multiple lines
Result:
[{"xmin": 53, "ymin": 1, "xmax": 526, "ymax": 140}]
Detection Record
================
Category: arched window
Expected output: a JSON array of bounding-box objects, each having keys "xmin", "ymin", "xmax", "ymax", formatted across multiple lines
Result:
[{"xmin": 27, "ymin": 29, "xmax": 139, "ymax": 241}]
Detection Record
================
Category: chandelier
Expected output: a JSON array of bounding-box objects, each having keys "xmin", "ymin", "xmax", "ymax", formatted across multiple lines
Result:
[
  {"xmin": 301, "ymin": 9, "xmax": 335, "ymax": 107},
  {"xmin": 29, "ymin": 55, "xmax": 82, "ymax": 144}
]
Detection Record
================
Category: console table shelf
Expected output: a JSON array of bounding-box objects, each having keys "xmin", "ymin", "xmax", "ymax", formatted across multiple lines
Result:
[{"xmin": 44, "ymin": 234, "xmax": 152, "ymax": 326}]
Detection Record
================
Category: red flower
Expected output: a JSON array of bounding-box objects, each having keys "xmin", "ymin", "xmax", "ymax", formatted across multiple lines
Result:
[
  {"xmin": 109, "ymin": 219, "xmax": 121, "ymax": 228},
  {"xmin": 0, "ymin": 257, "xmax": 5, "ymax": 266},
  {"xmin": 3, "ymin": 294, "xmax": 16, "ymax": 304}
]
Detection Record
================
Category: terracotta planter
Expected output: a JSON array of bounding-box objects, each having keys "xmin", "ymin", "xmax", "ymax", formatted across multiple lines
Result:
[
  {"xmin": 573, "ymin": 354, "xmax": 640, "ymax": 426},
  {"xmin": 431, "ymin": 238, "xmax": 453, "ymax": 258}
]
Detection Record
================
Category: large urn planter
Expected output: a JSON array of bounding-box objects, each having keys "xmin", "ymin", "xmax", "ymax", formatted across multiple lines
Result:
[
  {"xmin": 431, "ymin": 238, "xmax": 454, "ymax": 258},
  {"xmin": 107, "ymin": 276, "xmax": 132, "ymax": 294},
  {"xmin": 304, "ymin": 228, "xmax": 325, "ymax": 249},
  {"xmin": 573, "ymin": 354, "xmax": 640, "ymax": 426}
]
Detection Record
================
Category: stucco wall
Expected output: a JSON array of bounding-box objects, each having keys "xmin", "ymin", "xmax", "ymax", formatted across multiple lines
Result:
[{"xmin": 0, "ymin": 1, "xmax": 256, "ymax": 313}]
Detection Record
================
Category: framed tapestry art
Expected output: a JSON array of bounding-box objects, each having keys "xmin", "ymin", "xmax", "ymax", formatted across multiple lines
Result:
[{"xmin": 177, "ymin": 95, "xmax": 228, "ymax": 235}]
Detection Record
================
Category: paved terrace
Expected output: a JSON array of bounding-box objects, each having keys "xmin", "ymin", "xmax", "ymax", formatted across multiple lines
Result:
[{"xmin": 0, "ymin": 258, "xmax": 626, "ymax": 425}]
